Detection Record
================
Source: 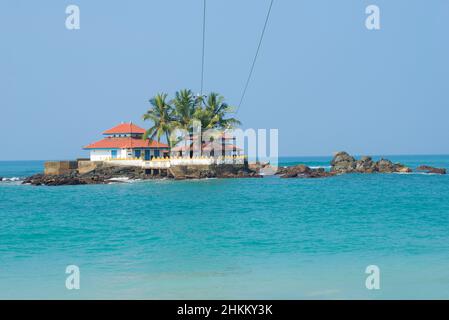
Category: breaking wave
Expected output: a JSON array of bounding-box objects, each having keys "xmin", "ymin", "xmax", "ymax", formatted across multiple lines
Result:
[{"xmin": 0, "ymin": 177, "xmax": 22, "ymax": 182}]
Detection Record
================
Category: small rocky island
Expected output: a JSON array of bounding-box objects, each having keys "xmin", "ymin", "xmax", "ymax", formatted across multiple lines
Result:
[
  {"xmin": 22, "ymin": 151, "xmax": 446, "ymax": 186},
  {"xmin": 23, "ymin": 161, "xmax": 260, "ymax": 186},
  {"xmin": 277, "ymin": 151, "xmax": 446, "ymax": 178}
]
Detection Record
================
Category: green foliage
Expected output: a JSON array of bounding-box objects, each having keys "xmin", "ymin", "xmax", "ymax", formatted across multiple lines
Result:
[{"xmin": 143, "ymin": 90, "xmax": 241, "ymax": 147}]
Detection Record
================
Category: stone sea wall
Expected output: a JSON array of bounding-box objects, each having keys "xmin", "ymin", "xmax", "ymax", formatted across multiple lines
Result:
[{"xmin": 44, "ymin": 161, "xmax": 78, "ymax": 175}]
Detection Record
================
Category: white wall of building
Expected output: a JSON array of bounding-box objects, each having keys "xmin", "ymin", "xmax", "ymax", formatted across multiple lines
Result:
[
  {"xmin": 120, "ymin": 148, "xmax": 129, "ymax": 158},
  {"xmin": 90, "ymin": 149, "xmax": 113, "ymax": 161},
  {"xmin": 90, "ymin": 148, "xmax": 168, "ymax": 161}
]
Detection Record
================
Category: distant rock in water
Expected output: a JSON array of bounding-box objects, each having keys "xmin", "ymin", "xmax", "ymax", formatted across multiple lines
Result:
[
  {"xmin": 277, "ymin": 164, "xmax": 335, "ymax": 179},
  {"xmin": 331, "ymin": 151, "xmax": 412, "ymax": 174},
  {"xmin": 376, "ymin": 158, "xmax": 403, "ymax": 173},
  {"xmin": 331, "ymin": 152, "xmax": 357, "ymax": 173},
  {"xmin": 355, "ymin": 156, "xmax": 376, "ymax": 173},
  {"xmin": 416, "ymin": 165, "xmax": 446, "ymax": 175}
]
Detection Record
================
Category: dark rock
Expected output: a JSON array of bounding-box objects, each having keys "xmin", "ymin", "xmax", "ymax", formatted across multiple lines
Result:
[
  {"xmin": 23, "ymin": 163, "xmax": 262, "ymax": 186},
  {"xmin": 331, "ymin": 152, "xmax": 356, "ymax": 173},
  {"xmin": 275, "ymin": 167, "xmax": 288, "ymax": 175},
  {"xmin": 416, "ymin": 165, "xmax": 446, "ymax": 175},
  {"xmin": 280, "ymin": 164, "xmax": 335, "ymax": 179},
  {"xmin": 355, "ymin": 156, "xmax": 376, "ymax": 173},
  {"xmin": 375, "ymin": 158, "xmax": 396, "ymax": 173},
  {"xmin": 394, "ymin": 163, "xmax": 413, "ymax": 173},
  {"xmin": 331, "ymin": 151, "xmax": 412, "ymax": 174},
  {"xmin": 218, "ymin": 169, "xmax": 262, "ymax": 179},
  {"xmin": 22, "ymin": 173, "xmax": 88, "ymax": 186},
  {"xmin": 375, "ymin": 159, "xmax": 412, "ymax": 173},
  {"xmin": 308, "ymin": 169, "xmax": 335, "ymax": 178}
]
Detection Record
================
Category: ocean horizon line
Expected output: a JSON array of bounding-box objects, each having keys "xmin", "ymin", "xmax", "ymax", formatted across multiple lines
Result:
[{"xmin": 1, "ymin": 153, "xmax": 449, "ymax": 162}]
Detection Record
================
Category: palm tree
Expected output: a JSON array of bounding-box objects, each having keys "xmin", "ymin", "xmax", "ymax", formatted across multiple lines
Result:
[
  {"xmin": 199, "ymin": 92, "xmax": 241, "ymax": 130},
  {"xmin": 171, "ymin": 89, "xmax": 199, "ymax": 157},
  {"xmin": 144, "ymin": 90, "xmax": 241, "ymax": 158},
  {"xmin": 142, "ymin": 93, "xmax": 174, "ymax": 149},
  {"xmin": 194, "ymin": 92, "xmax": 241, "ymax": 156}
]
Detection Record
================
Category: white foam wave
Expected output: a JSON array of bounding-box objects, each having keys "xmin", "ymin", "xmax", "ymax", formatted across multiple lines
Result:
[
  {"xmin": 310, "ymin": 166, "xmax": 331, "ymax": 170},
  {"xmin": 107, "ymin": 177, "xmax": 142, "ymax": 184},
  {"xmin": 0, "ymin": 177, "xmax": 22, "ymax": 182},
  {"xmin": 393, "ymin": 172, "xmax": 445, "ymax": 176}
]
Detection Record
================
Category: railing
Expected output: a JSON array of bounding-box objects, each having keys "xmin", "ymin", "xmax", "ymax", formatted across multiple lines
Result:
[
  {"xmin": 170, "ymin": 156, "xmax": 245, "ymax": 166},
  {"xmin": 104, "ymin": 156, "xmax": 246, "ymax": 168}
]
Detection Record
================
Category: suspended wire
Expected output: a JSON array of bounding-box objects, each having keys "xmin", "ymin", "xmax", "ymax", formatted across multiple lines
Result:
[
  {"xmin": 200, "ymin": 0, "xmax": 207, "ymax": 96},
  {"xmin": 236, "ymin": 0, "xmax": 274, "ymax": 113}
]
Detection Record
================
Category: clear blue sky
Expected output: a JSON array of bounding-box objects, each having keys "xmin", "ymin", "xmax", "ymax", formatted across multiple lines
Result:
[{"xmin": 1, "ymin": 0, "xmax": 448, "ymax": 160}]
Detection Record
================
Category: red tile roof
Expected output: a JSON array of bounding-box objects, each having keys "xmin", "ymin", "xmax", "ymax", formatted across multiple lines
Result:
[
  {"xmin": 103, "ymin": 123, "xmax": 146, "ymax": 135},
  {"xmin": 84, "ymin": 137, "xmax": 169, "ymax": 149}
]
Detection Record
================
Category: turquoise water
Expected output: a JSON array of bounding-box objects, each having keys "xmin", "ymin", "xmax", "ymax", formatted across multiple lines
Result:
[{"xmin": 1, "ymin": 156, "xmax": 449, "ymax": 299}]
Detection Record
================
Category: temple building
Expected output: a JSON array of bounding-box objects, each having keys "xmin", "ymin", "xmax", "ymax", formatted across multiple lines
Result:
[
  {"xmin": 170, "ymin": 133, "xmax": 243, "ymax": 157},
  {"xmin": 84, "ymin": 122, "xmax": 169, "ymax": 161}
]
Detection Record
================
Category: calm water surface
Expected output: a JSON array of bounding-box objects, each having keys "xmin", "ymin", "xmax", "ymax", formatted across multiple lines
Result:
[{"xmin": 0, "ymin": 156, "xmax": 448, "ymax": 299}]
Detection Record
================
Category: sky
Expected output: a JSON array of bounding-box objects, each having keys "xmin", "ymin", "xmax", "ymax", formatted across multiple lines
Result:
[{"xmin": 1, "ymin": 0, "xmax": 448, "ymax": 160}]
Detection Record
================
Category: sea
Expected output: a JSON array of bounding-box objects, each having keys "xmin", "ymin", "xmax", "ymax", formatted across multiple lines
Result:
[{"xmin": 1, "ymin": 155, "xmax": 449, "ymax": 299}]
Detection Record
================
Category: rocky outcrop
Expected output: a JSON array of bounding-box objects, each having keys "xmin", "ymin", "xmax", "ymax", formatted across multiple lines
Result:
[
  {"xmin": 277, "ymin": 164, "xmax": 335, "ymax": 179},
  {"xmin": 416, "ymin": 165, "xmax": 446, "ymax": 175},
  {"xmin": 23, "ymin": 163, "xmax": 260, "ymax": 185},
  {"xmin": 23, "ymin": 173, "xmax": 88, "ymax": 186},
  {"xmin": 331, "ymin": 152, "xmax": 357, "ymax": 173},
  {"xmin": 375, "ymin": 158, "xmax": 398, "ymax": 173},
  {"xmin": 355, "ymin": 156, "xmax": 376, "ymax": 173},
  {"xmin": 331, "ymin": 152, "xmax": 412, "ymax": 174},
  {"xmin": 23, "ymin": 166, "xmax": 165, "ymax": 186},
  {"xmin": 395, "ymin": 165, "xmax": 413, "ymax": 173},
  {"xmin": 168, "ymin": 164, "xmax": 260, "ymax": 180},
  {"xmin": 216, "ymin": 170, "xmax": 262, "ymax": 179}
]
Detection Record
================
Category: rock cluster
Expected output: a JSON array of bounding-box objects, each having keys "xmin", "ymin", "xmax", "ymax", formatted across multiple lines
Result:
[
  {"xmin": 276, "ymin": 151, "xmax": 445, "ymax": 178},
  {"xmin": 277, "ymin": 165, "xmax": 335, "ymax": 179},
  {"xmin": 23, "ymin": 173, "xmax": 88, "ymax": 186},
  {"xmin": 173, "ymin": 169, "xmax": 261, "ymax": 180},
  {"xmin": 23, "ymin": 164, "xmax": 261, "ymax": 186},
  {"xmin": 330, "ymin": 151, "xmax": 447, "ymax": 175},
  {"xmin": 23, "ymin": 166, "xmax": 163, "ymax": 186},
  {"xmin": 416, "ymin": 165, "xmax": 447, "ymax": 175},
  {"xmin": 331, "ymin": 152, "xmax": 412, "ymax": 174}
]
